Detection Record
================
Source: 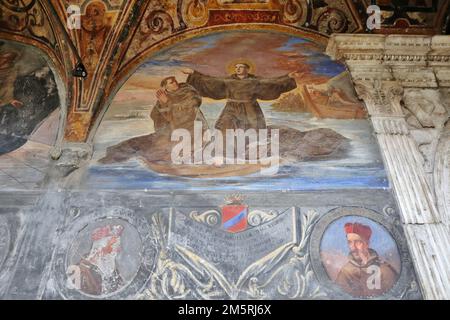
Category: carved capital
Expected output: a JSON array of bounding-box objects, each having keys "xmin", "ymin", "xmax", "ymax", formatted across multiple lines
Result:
[
  {"xmin": 327, "ymin": 34, "xmax": 450, "ymax": 89},
  {"xmin": 354, "ymin": 80, "xmax": 404, "ymax": 117}
]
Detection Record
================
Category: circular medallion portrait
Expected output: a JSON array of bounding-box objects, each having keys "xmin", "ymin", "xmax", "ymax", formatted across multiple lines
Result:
[
  {"xmin": 320, "ymin": 215, "xmax": 401, "ymax": 298},
  {"xmin": 65, "ymin": 218, "xmax": 142, "ymax": 297}
]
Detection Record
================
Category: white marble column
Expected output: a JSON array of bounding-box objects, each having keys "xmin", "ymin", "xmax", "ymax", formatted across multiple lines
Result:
[{"xmin": 327, "ymin": 34, "xmax": 450, "ymax": 300}]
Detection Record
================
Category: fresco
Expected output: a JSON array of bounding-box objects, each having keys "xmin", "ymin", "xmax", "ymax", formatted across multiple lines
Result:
[
  {"xmin": 320, "ymin": 216, "xmax": 401, "ymax": 298},
  {"xmin": 77, "ymin": 1, "xmax": 119, "ymax": 109},
  {"xmin": 87, "ymin": 30, "xmax": 387, "ymax": 191},
  {"xmin": 65, "ymin": 219, "xmax": 141, "ymax": 297},
  {"xmin": 0, "ymin": 40, "xmax": 60, "ymax": 190}
]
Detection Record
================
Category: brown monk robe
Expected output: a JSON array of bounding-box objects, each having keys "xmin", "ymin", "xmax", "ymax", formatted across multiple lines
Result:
[
  {"xmin": 335, "ymin": 249, "xmax": 399, "ymax": 298},
  {"xmin": 100, "ymin": 78, "xmax": 207, "ymax": 164},
  {"xmin": 335, "ymin": 223, "xmax": 399, "ymax": 298},
  {"xmin": 186, "ymin": 70, "xmax": 297, "ymax": 132},
  {"xmin": 150, "ymin": 83, "xmax": 207, "ymax": 134}
]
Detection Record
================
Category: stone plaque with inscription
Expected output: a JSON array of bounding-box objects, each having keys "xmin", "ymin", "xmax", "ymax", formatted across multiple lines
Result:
[{"xmin": 169, "ymin": 208, "xmax": 297, "ymax": 285}]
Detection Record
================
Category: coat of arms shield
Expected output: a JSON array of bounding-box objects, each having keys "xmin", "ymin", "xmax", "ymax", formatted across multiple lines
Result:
[{"xmin": 221, "ymin": 204, "xmax": 248, "ymax": 233}]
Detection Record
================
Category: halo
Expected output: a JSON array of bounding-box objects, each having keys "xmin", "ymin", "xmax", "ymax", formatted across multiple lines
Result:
[{"xmin": 226, "ymin": 58, "xmax": 256, "ymax": 75}]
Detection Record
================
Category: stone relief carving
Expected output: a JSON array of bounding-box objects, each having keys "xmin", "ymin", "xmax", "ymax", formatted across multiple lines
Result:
[
  {"xmin": 403, "ymin": 89, "xmax": 449, "ymax": 175},
  {"xmin": 433, "ymin": 113, "xmax": 450, "ymax": 226}
]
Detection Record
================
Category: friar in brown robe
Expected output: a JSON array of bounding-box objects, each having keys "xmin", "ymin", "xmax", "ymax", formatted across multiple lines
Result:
[
  {"xmin": 100, "ymin": 76, "xmax": 207, "ymax": 164},
  {"xmin": 151, "ymin": 76, "xmax": 208, "ymax": 135},
  {"xmin": 184, "ymin": 63, "xmax": 298, "ymax": 133}
]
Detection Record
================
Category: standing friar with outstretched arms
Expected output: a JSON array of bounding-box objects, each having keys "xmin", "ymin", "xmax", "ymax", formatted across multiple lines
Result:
[{"xmin": 182, "ymin": 62, "xmax": 300, "ymax": 133}]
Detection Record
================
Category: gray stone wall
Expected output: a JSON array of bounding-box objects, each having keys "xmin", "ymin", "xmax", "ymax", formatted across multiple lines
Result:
[{"xmin": 0, "ymin": 189, "xmax": 422, "ymax": 300}]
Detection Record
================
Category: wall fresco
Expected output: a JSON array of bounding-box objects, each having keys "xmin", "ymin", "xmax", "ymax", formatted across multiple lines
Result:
[
  {"xmin": 87, "ymin": 30, "xmax": 386, "ymax": 191},
  {"xmin": 0, "ymin": 40, "xmax": 61, "ymax": 190}
]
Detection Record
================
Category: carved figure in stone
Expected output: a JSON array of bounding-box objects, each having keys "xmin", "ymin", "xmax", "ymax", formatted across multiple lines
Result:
[
  {"xmin": 100, "ymin": 76, "xmax": 208, "ymax": 164},
  {"xmin": 403, "ymin": 89, "xmax": 449, "ymax": 172}
]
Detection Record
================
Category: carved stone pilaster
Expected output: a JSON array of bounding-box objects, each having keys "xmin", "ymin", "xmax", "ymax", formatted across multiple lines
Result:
[
  {"xmin": 371, "ymin": 117, "xmax": 409, "ymax": 135},
  {"xmin": 434, "ymin": 123, "xmax": 450, "ymax": 227},
  {"xmin": 403, "ymin": 89, "xmax": 448, "ymax": 178},
  {"xmin": 356, "ymin": 83, "xmax": 440, "ymax": 225},
  {"xmin": 434, "ymin": 89, "xmax": 450, "ymax": 228},
  {"xmin": 328, "ymin": 34, "xmax": 450, "ymax": 300}
]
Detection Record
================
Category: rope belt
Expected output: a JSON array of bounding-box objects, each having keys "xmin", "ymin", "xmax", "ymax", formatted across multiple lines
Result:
[{"xmin": 227, "ymin": 99, "xmax": 256, "ymax": 103}]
